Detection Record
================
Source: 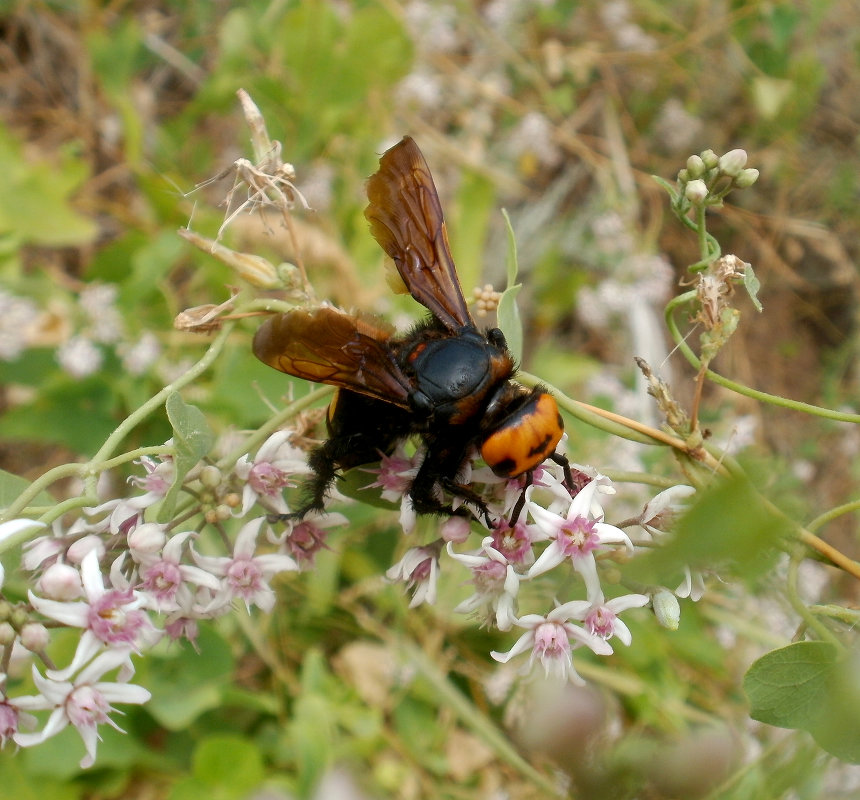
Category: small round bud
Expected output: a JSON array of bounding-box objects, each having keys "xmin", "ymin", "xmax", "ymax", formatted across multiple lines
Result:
[
  {"xmin": 440, "ymin": 515, "xmax": 471, "ymax": 544},
  {"xmin": 734, "ymin": 167, "xmax": 759, "ymax": 188},
  {"xmin": 653, "ymin": 589, "xmax": 681, "ymax": 630},
  {"xmin": 684, "ymin": 179, "xmax": 708, "ymax": 204},
  {"xmin": 20, "ymin": 622, "xmax": 50, "ymax": 652},
  {"xmin": 717, "ymin": 148, "xmax": 747, "ymax": 177},
  {"xmin": 0, "ymin": 600, "xmax": 13, "ymax": 622},
  {"xmin": 0, "ymin": 622, "xmax": 15, "ymax": 645},
  {"xmin": 66, "ymin": 534, "xmax": 105, "ymax": 564},
  {"xmin": 699, "ymin": 149, "xmax": 719, "ymax": 169},
  {"xmin": 39, "ymin": 563, "xmax": 83, "ymax": 600},
  {"xmin": 676, "ymin": 168, "xmax": 690, "ymax": 184},
  {"xmin": 10, "ymin": 606, "xmax": 29, "ymax": 629},
  {"xmin": 128, "ymin": 522, "xmax": 167, "ymax": 555},
  {"xmin": 224, "ymin": 492, "xmax": 242, "ymax": 509},
  {"xmin": 686, "ymin": 155, "xmax": 705, "ymax": 178},
  {"xmin": 199, "ymin": 465, "xmax": 222, "ymax": 488},
  {"xmin": 214, "ymin": 504, "xmax": 233, "ymax": 522}
]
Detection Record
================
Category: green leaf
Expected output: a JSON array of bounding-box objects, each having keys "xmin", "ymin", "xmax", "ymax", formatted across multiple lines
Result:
[
  {"xmin": 192, "ymin": 735, "xmax": 265, "ymax": 794},
  {"xmin": 623, "ymin": 473, "xmax": 788, "ymax": 588},
  {"xmin": 0, "ymin": 748, "xmax": 80, "ymax": 798},
  {"xmin": 744, "ymin": 262, "xmax": 763, "ymax": 312},
  {"xmin": 0, "ymin": 468, "xmax": 54, "ymax": 508},
  {"xmin": 0, "ymin": 125, "xmax": 97, "ymax": 247},
  {"xmin": 143, "ymin": 624, "xmax": 235, "ymax": 729},
  {"xmin": 745, "ymin": 642, "xmax": 860, "ymax": 762},
  {"xmin": 496, "ymin": 209, "xmax": 524, "ymax": 363},
  {"xmin": 745, "ymin": 641, "xmax": 839, "ymax": 729},
  {"xmin": 158, "ymin": 392, "xmax": 214, "ymax": 522}
]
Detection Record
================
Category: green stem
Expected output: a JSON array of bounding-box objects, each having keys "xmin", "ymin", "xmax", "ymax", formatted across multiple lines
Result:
[
  {"xmin": 665, "ymin": 300, "xmax": 860, "ymax": 423},
  {"xmin": 786, "ymin": 550, "xmax": 841, "ymax": 647},
  {"xmin": 806, "ymin": 498, "xmax": 860, "ymax": 534}
]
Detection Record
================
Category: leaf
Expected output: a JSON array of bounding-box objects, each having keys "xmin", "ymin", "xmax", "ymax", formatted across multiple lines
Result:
[
  {"xmin": 157, "ymin": 392, "xmax": 214, "ymax": 523},
  {"xmin": 744, "ymin": 262, "xmax": 763, "ymax": 312},
  {"xmin": 745, "ymin": 642, "xmax": 860, "ymax": 763},
  {"xmin": 623, "ymin": 472, "xmax": 788, "ymax": 588},
  {"xmin": 745, "ymin": 641, "xmax": 839, "ymax": 729},
  {"xmin": 0, "ymin": 469, "xmax": 55, "ymax": 508},
  {"xmin": 0, "ymin": 125, "xmax": 97, "ymax": 247},
  {"xmin": 144, "ymin": 626, "xmax": 235, "ymax": 729},
  {"xmin": 496, "ymin": 210, "xmax": 523, "ymax": 363}
]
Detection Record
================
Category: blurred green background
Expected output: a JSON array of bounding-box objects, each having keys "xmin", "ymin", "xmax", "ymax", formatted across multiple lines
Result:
[{"xmin": 1, "ymin": 1, "xmax": 859, "ymax": 797}]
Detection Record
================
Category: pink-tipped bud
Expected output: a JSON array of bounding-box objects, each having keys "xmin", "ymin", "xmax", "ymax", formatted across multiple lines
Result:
[
  {"xmin": 441, "ymin": 515, "xmax": 472, "ymax": 544},
  {"xmin": 128, "ymin": 522, "xmax": 167, "ymax": 556},
  {"xmin": 66, "ymin": 535, "xmax": 105, "ymax": 565},
  {"xmin": 20, "ymin": 622, "xmax": 50, "ymax": 652},
  {"xmin": 684, "ymin": 179, "xmax": 708, "ymax": 204},
  {"xmin": 39, "ymin": 562, "xmax": 83, "ymax": 600}
]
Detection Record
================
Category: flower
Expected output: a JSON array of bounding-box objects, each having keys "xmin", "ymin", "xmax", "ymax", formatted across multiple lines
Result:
[
  {"xmin": 491, "ymin": 602, "xmax": 614, "ymax": 684},
  {"xmin": 233, "ymin": 430, "xmax": 308, "ymax": 515},
  {"xmin": 577, "ymin": 590, "xmax": 649, "ymax": 645},
  {"xmin": 192, "ymin": 517, "xmax": 299, "ymax": 612},
  {"xmin": 526, "ymin": 479, "xmax": 633, "ymax": 597},
  {"xmin": 386, "ymin": 541, "xmax": 442, "ymax": 608},
  {"xmin": 27, "ymin": 550, "xmax": 157, "ymax": 681},
  {"xmin": 137, "ymin": 531, "xmax": 221, "ymax": 613},
  {"xmin": 13, "ymin": 649, "xmax": 151, "ymax": 768},
  {"xmin": 272, "ymin": 511, "xmax": 347, "ymax": 569},
  {"xmin": 447, "ymin": 538, "xmax": 520, "ymax": 630}
]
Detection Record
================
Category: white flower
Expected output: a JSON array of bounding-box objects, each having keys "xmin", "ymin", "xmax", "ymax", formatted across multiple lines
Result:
[
  {"xmin": 13, "ymin": 649, "xmax": 151, "ymax": 768},
  {"xmin": 526, "ymin": 479, "xmax": 633, "ymax": 597},
  {"xmin": 233, "ymin": 430, "xmax": 309, "ymax": 515},
  {"xmin": 491, "ymin": 602, "xmax": 613, "ymax": 684},
  {"xmin": 192, "ymin": 517, "xmax": 299, "ymax": 613},
  {"xmin": 447, "ymin": 537, "xmax": 521, "ymax": 631},
  {"xmin": 386, "ymin": 542, "xmax": 442, "ymax": 608}
]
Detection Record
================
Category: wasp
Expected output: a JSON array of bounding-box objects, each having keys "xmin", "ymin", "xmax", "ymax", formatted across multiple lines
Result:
[{"xmin": 253, "ymin": 136, "xmax": 570, "ymax": 523}]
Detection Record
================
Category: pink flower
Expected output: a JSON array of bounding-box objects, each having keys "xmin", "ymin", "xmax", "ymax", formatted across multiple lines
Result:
[
  {"xmin": 233, "ymin": 431, "xmax": 309, "ymax": 515},
  {"xmin": 447, "ymin": 537, "xmax": 520, "ymax": 631},
  {"xmin": 491, "ymin": 602, "xmax": 613, "ymax": 683},
  {"xmin": 137, "ymin": 531, "xmax": 221, "ymax": 612},
  {"xmin": 527, "ymin": 479, "xmax": 632, "ymax": 597},
  {"xmin": 27, "ymin": 550, "xmax": 157, "ymax": 681},
  {"xmin": 386, "ymin": 541, "xmax": 442, "ymax": 608},
  {"xmin": 192, "ymin": 517, "xmax": 298, "ymax": 612},
  {"xmin": 13, "ymin": 649, "xmax": 151, "ymax": 768}
]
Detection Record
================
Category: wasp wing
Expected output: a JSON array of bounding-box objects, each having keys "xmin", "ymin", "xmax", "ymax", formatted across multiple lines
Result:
[
  {"xmin": 365, "ymin": 136, "xmax": 473, "ymax": 332},
  {"xmin": 252, "ymin": 306, "xmax": 412, "ymax": 408}
]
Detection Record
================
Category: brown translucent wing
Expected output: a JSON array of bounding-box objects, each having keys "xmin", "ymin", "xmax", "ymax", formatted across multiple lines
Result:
[
  {"xmin": 252, "ymin": 306, "xmax": 412, "ymax": 408},
  {"xmin": 365, "ymin": 136, "xmax": 473, "ymax": 331}
]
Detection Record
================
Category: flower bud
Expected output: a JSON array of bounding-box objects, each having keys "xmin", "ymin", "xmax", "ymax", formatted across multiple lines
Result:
[
  {"xmin": 20, "ymin": 622, "xmax": 49, "ymax": 652},
  {"xmin": 684, "ymin": 179, "xmax": 708, "ymax": 204},
  {"xmin": 718, "ymin": 148, "xmax": 747, "ymax": 177},
  {"xmin": 128, "ymin": 522, "xmax": 167, "ymax": 555},
  {"xmin": 699, "ymin": 149, "xmax": 719, "ymax": 169},
  {"xmin": 734, "ymin": 168, "xmax": 759, "ymax": 188},
  {"xmin": 441, "ymin": 515, "xmax": 471, "ymax": 544},
  {"xmin": 199, "ymin": 465, "xmax": 222, "ymax": 488},
  {"xmin": 66, "ymin": 534, "xmax": 105, "ymax": 564},
  {"xmin": 0, "ymin": 622, "xmax": 15, "ymax": 646},
  {"xmin": 39, "ymin": 563, "xmax": 83, "ymax": 600},
  {"xmin": 676, "ymin": 168, "xmax": 690, "ymax": 184},
  {"xmin": 686, "ymin": 154, "xmax": 705, "ymax": 178},
  {"xmin": 653, "ymin": 589, "xmax": 681, "ymax": 630}
]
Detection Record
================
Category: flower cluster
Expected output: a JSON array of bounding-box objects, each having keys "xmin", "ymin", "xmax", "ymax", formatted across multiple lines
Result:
[
  {"xmin": 0, "ymin": 429, "xmax": 346, "ymax": 767},
  {"xmin": 380, "ymin": 445, "xmax": 701, "ymax": 685}
]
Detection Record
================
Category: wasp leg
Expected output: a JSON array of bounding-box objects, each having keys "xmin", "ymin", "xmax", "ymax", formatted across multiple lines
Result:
[{"xmin": 549, "ymin": 451, "xmax": 574, "ymax": 491}]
